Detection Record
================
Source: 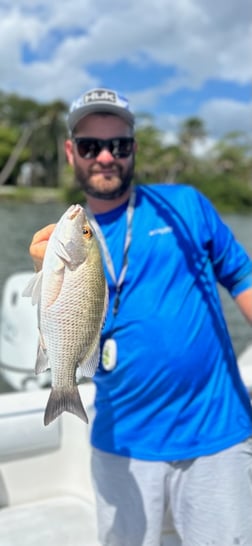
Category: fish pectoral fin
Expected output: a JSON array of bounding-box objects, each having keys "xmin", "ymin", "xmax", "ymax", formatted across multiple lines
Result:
[
  {"xmin": 78, "ymin": 337, "xmax": 100, "ymax": 378},
  {"xmin": 22, "ymin": 271, "xmax": 43, "ymax": 305},
  {"xmin": 44, "ymin": 386, "xmax": 88, "ymax": 426},
  {"xmin": 54, "ymin": 240, "xmax": 72, "ymax": 265},
  {"xmin": 45, "ymin": 269, "xmax": 65, "ymax": 307}
]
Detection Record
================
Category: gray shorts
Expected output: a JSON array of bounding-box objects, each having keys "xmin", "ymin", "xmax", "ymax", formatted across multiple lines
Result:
[{"xmin": 91, "ymin": 438, "xmax": 252, "ymax": 546}]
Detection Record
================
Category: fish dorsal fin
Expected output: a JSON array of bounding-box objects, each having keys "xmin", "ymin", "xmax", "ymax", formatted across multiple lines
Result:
[{"xmin": 22, "ymin": 271, "xmax": 43, "ymax": 305}]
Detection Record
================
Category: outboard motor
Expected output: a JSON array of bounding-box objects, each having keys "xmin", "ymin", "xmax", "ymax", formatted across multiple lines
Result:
[{"xmin": 0, "ymin": 272, "xmax": 51, "ymax": 391}]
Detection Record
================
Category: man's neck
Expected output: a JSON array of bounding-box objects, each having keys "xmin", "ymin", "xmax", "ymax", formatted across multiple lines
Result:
[{"xmin": 86, "ymin": 188, "xmax": 131, "ymax": 214}]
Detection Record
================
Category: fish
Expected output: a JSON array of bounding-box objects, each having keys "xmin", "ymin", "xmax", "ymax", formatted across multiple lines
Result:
[{"xmin": 23, "ymin": 204, "xmax": 108, "ymax": 426}]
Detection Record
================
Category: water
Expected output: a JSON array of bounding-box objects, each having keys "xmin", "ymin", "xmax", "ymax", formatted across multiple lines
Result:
[
  {"xmin": 0, "ymin": 201, "xmax": 66, "ymax": 294},
  {"xmin": 0, "ymin": 201, "xmax": 251, "ymax": 392},
  {"xmin": 0, "ymin": 201, "xmax": 66, "ymax": 392}
]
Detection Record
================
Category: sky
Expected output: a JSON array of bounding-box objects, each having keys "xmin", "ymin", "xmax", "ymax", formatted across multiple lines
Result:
[{"xmin": 0, "ymin": 0, "xmax": 251, "ymax": 146}]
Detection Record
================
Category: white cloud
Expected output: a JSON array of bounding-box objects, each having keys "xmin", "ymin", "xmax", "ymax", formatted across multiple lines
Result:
[
  {"xmin": 150, "ymin": 99, "xmax": 252, "ymax": 148},
  {"xmin": 1, "ymin": 1, "xmax": 251, "ymax": 88},
  {"xmin": 199, "ymin": 99, "xmax": 252, "ymax": 138},
  {"xmin": 0, "ymin": 0, "xmax": 251, "ymax": 138}
]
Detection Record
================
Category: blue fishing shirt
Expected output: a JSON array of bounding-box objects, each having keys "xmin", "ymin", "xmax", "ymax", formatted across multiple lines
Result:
[{"xmin": 91, "ymin": 183, "xmax": 252, "ymax": 460}]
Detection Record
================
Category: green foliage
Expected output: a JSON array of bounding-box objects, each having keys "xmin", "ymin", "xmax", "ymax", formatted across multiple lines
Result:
[
  {"xmin": 134, "ymin": 115, "xmax": 252, "ymax": 212},
  {"xmin": 134, "ymin": 122, "xmax": 166, "ymax": 182},
  {"xmin": 0, "ymin": 91, "xmax": 251, "ymax": 211},
  {"xmin": 0, "ymin": 91, "xmax": 68, "ymax": 186},
  {"xmin": 0, "ymin": 124, "xmax": 30, "ymax": 182},
  {"xmin": 179, "ymin": 117, "xmax": 206, "ymax": 154},
  {"xmin": 0, "ymin": 91, "xmax": 67, "ymax": 127}
]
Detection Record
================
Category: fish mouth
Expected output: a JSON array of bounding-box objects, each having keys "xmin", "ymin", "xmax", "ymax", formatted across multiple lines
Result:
[{"xmin": 68, "ymin": 204, "xmax": 83, "ymax": 220}]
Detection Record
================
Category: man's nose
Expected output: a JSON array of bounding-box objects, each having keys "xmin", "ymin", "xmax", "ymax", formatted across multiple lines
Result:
[{"xmin": 96, "ymin": 147, "xmax": 114, "ymax": 162}]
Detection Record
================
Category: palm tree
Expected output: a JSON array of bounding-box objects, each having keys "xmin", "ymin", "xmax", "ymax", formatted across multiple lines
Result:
[
  {"xmin": 0, "ymin": 94, "xmax": 67, "ymax": 186},
  {"xmin": 179, "ymin": 117, "xmax": 206, "ymax": 155}
]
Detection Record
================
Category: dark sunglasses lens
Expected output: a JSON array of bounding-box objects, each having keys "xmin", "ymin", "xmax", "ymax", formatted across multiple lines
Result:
[
  {"xmin": 75, "ymin": 138, "xmax": 134, "ymax": 159},
  {"xmin": 111, "ymin": 138, "xmax": 134, "ymax": 158},
  {"xmin": 76, "ymin": 139, "xmax": 99, "ymax": 158}
]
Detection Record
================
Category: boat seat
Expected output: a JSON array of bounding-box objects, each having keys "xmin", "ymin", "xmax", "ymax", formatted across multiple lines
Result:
[{"xmin": 0, "ymin": 495, "xmax": 99, "ymax": 546}]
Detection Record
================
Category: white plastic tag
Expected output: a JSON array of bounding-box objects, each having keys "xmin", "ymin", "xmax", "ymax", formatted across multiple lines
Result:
[{"xmin": 102, "ymin": 338, "xmax": 117, "ymax": 371}]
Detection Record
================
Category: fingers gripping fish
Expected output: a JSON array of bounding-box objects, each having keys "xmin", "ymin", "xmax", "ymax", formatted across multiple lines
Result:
[{"xmin": 23, "ymin": 204, "xmax": 108, "ymax": 426}]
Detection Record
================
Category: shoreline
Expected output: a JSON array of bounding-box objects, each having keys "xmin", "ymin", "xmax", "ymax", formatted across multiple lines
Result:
[
  {"xmin": 0, "ymin": 185, "xmax": 252, "ymax": 213},
  {"xmin": 0, "ymin": 186, "xmax": 63, "ymax": 204}
]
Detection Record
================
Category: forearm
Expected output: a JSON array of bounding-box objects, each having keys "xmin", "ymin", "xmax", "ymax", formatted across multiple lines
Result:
[{"xmin": 234, "ymin": 287, "xmax": 252, "ymax": 325}]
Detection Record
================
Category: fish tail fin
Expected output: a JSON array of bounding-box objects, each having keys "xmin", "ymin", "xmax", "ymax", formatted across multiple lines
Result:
[{"xmin": 44, "ymin": 386, "xmax": 88, "ymax": 426}]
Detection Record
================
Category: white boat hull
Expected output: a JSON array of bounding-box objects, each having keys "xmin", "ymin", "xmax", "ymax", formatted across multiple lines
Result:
[{"xmin": 0, "ymin": 272, "xmax": 251, "ymax": 545}]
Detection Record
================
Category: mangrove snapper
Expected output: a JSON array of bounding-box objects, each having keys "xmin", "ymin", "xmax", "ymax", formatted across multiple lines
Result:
[{"xmin": 23, "ymin": 204, "xmax": 108, "ymax": 426}]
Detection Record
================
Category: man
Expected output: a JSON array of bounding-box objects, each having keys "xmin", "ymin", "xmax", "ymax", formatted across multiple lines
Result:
[{"xmin": 30, "ymin": 88, "xmax": 252, "ymax": 546}]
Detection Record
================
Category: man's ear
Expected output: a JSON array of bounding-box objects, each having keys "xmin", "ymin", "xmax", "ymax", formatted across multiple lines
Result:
[{"xmin": 64, "ymin": 139, "xmax": 75, "ymax": 166}]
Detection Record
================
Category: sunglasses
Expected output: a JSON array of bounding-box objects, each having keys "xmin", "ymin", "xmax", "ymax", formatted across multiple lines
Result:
[{"xmin": 73, "ymin": 137, "xmax": 135, "ymax": 159}]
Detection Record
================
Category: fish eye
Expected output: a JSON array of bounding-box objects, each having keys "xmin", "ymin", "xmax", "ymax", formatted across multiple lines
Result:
[{"xmin": 82, "ymin": 225, "xmax": 93, "ymax": 239}]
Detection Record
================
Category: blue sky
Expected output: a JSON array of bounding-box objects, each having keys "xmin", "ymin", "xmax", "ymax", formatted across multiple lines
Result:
[{"xmin": 0, "ymin": 0, "xmax": 251, "ymax": 144}]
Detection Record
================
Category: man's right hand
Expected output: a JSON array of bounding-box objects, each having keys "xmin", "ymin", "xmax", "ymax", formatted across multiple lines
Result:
[{"xmin": 29, "ymin": 224, "xmax": 56, "ymax": 272}]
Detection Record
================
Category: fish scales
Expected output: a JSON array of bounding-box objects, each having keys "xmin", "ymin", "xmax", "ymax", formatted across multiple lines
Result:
[
  {"xmin": 23, "ymin": 204, "xmax": 108, "ymax": 425},
  {"xmin": 42, "ymin": 253, "xmax": 105, "ymax": 370}
]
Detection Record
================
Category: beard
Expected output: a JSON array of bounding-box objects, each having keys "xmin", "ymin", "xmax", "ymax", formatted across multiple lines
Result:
[{"xmin": 74, "ymin": 156, "xmax": 135, "ymax": 200}]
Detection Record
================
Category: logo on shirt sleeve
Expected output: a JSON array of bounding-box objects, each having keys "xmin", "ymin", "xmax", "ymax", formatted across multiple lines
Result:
[{"xmin": 149, "ymin": 226, "xmax": 173, "ymax": 236}]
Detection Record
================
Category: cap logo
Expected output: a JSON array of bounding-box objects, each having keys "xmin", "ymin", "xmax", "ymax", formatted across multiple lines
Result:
[
  {"xmin": 84, "ymin": 89, "xmax": 117, "ymax": 104},
  {"xmin": 68, "ymin": 88, "xmax": 134, "ymax": 130}
]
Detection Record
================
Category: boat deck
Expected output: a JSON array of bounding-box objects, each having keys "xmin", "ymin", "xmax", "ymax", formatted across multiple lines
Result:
[
  {"xmin": 0, "ymin": 383, "xmax": 182, "ymax": 545},
  {"xmin": 0, "ymin": 383, "xmax": 99, "ymax": 546}
]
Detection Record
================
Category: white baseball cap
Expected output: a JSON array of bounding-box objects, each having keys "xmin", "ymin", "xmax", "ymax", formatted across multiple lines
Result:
[{"xmin": 67, "ymin": 88, "xmax": 135, "ymax": 133}]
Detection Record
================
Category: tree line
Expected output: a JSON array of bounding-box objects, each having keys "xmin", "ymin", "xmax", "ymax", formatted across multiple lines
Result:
[{"xmin": 0, "ymin": 91, "xmax": 251, "ymax": 212}]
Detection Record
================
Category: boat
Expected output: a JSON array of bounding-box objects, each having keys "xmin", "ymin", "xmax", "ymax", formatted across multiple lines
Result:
[
  {"xmin": 0, "ymin": 272, "xmax": 251, "ymax": 546},
  {"xmin": 0, "ymin": 272, "xmax": 51, "ymax": 391}
]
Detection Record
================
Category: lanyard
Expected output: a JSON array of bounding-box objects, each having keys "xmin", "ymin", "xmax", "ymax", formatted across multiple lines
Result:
[{"xmin": 87, "ymin": 189, "xmax": 136, "ymax": 316}]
